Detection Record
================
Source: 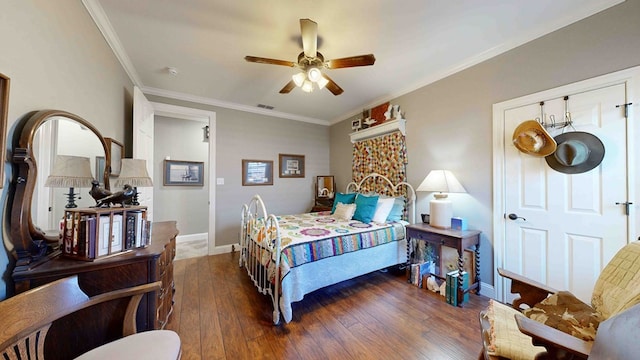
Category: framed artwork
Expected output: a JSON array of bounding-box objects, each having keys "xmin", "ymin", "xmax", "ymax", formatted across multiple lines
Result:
[
  {"xmin": 95, "ymin": 156, "xmax": 105, "ymax": 186},
  {"xmin": 351, "ymin": 118, "xmax": 362, "ymax": 131},
  {"xmin": 164, "ymin": 160, "xmax": 204, "ymax": 186},
  {"xmin": 242, "ymin": 159, "xmax": 273, "ymax": 186},
  {"xmin": 441, "ymin": 246, "xmax": 475, "ymax": 276},
  {"xmin": 105, "ymin": 137, "xmax": 124, "ymax": 176},
  {"xmin": 279, "ymin": 153, "xmax": 305, "ymax": 178},
  {"xmin": 370, "ymin": 101, "xmax": 390, "ymax": 126},
  {"xmin": 0, "ymin": 73, "xmax": 9, "ymax": 189}
]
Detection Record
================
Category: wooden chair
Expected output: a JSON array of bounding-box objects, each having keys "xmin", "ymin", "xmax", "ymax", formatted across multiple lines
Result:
[
  {"xmin": 479, "ymin": 240, "xmax": 640, "ymax": 359},
  {"xmin": 0, "ymin": 275, "xmax": 181, "ymax": 360}
]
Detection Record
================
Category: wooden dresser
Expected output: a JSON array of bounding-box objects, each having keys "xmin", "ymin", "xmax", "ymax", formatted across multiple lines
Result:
[{"xmin": 11, "ymin": 221, "xmax": 178, "ymax": 359}]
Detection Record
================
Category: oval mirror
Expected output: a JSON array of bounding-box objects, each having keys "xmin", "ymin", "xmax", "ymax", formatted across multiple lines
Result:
[{"xmin": 10, "ymin": 110, "xmax": 110, "ymax": 267}]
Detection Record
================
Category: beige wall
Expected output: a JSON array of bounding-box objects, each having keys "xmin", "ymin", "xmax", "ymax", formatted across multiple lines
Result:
[
  {"xmin": 331, "ymin": 0, "xmax": 640, "ymax": 287},
  {"xmin": 0, "ymin": 1, "xmax": 134, "ymax": 298},
  {"xmin": 153, "ymin": 116, "xmax": 209, "ymax": 235}
]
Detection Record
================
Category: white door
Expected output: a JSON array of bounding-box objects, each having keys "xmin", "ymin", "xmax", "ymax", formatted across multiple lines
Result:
[
  {"xmin": 501, "ymin": 83, "xmax": 628, "ymax": 303},
  {"xmin": 133, "ymin": 86, "xmax": 155, "ymax": 220}
]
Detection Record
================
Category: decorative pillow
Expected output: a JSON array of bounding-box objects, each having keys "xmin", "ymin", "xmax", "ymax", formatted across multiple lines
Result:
[
  {"xmin": 523, "ymin": 291, "xmax": 603, "ymax": 341},
  {"xmin": 352, "ymin": 194, "xmax": 379, "ymax": 223},
  {"xmin": 333, "ymin": 203, "xmax": 356, "ymax": 221},
  {"xmin": 485, "ymin": 299, "xmax": 546, "ymax": 359},
  {"xmin": 372, "ymin": 197, "xmax": 395, "ymax": 223},
  {"xmin": 386, "ymin": 196, "xmax": 405, "ymax": 222},
  {"xmin": 331, "ymin": 192, "xmax": 357, "ymax": 214}
]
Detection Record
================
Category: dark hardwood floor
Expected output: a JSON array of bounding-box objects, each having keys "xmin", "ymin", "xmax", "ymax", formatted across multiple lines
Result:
[{"xmin": 166, "ymin": 252, "xmax": 489, "ymax": 360}]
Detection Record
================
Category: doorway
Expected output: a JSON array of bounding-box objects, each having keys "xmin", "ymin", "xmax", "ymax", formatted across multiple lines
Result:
[{"xmin": 133, "ymin": 96, "xmax": 217, "ymax": 256}]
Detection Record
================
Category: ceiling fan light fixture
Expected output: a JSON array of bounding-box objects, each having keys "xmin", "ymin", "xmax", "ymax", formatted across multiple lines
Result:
[
  {"xmin": 301, "ymin": 80, "xmax": 314, "ymax": 92},
  {"xmin": 292, "ymin": 72, "xmax": 306, "ymax": 87},
  {"xmin": 316, "ymin": 76, "xmax": 329, "ymax": 89},
  {"xmin": 307, "ymin": 67, "xmax": 322, "ymax": 82}
]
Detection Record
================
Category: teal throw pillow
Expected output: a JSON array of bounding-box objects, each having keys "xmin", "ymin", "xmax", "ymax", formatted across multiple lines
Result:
[
  {"xmin": 386, "ymin": 196, "xmax": 405, "ymax": 222},
  {"xmin": 331, "ymin": 192, "xmax": 357, "ymax": 214},
  {"xmin": 353, "ymin": 194, "xmax": 379, "ymax": 223}
]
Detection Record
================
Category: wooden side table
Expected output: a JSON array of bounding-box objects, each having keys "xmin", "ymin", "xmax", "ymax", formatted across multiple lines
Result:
[{"xmin": 406, "ymin": 223, "xmax": 481, "ymax": 306}]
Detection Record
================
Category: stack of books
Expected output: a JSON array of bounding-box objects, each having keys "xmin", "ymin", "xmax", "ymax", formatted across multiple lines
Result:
[{"xmin": 445, "ymin": 270, "xmax": 469, "ymax": 306}]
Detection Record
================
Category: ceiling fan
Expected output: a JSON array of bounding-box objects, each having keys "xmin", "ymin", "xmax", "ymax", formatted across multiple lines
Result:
[{"xmin": 244, "ymin": 18, "xmax": 375, "ymax": 96}]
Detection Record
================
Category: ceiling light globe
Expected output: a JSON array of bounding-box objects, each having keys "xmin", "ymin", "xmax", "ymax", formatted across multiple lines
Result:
[
  {"xmin": 292, "ymin": 72, "xmax": 306, "ymax": 87},
  {"xmin": 316, "ymin": 76, "xmax": 329, "ymax": 89},
  {"xmin": 302, "ymin": 80, "xmax": 314, "ymax": 92},
  {"xmin": 307, "ymin": 67, "xmax": 322, "ymax": 83}
]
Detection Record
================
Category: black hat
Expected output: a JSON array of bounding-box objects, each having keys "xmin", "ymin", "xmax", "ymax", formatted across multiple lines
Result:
[{"xmin": 545, "ymin": 131, "xmax": 605, "ymax": 174}]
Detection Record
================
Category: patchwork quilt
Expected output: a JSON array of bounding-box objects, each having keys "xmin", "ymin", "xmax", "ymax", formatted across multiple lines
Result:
[{"xmin": 249, "ymin": 211, "xmax": 406, "ymax": 281}]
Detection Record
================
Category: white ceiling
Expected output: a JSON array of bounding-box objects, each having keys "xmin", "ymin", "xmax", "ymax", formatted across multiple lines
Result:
[{"xmin": 86, "ymin": 0, "xmax": 622, "ymax": 125}]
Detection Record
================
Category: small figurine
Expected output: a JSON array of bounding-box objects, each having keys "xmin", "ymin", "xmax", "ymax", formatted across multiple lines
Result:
[
  {"xmin": 384, "ymin": 104, "xmax": 393, "ymax": 120},
  {"xmin": 95, "ymin": 184, "xmax": 135, "ymax": 207},
  {"xmin": 89, "ymin": 180, "xmax": 112, "ymax": 205},
  {"xmin": 393, "ymin": 105, "xmax": 403, "ymax": 120}
]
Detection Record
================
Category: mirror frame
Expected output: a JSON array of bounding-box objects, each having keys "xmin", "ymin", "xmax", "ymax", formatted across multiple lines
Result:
[
  {"xmin": 315, "ymin": 175, "xmax": 335, "ymax": 200},
  {"xmin": 10, "ymin": 110, "xmax": 111, "ymax": 269}
]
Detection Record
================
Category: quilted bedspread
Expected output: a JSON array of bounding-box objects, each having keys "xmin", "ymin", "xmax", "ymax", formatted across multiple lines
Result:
[{"xmin": 249, "ymin": 211, "xmax": 406, "ymax": 280}]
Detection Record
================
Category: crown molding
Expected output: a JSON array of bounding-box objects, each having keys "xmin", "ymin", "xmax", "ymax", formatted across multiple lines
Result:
[
  {"xmin": 82, "ymin": 0, "xmax": 143, "ymax": 86},
  {"xmin": 141, "ymin": 86, "xmax": 329, "ymax": 126}
]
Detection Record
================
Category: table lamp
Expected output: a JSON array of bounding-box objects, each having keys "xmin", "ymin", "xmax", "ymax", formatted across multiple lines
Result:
[
  {"xmin": 45, "ymin": 155, "xmax": 95, "ymax": 208},
  {"xmin": 416, "ymin": 170, "xmax": 466, "ymax": 229},
  {"xmin": 113, "ymin": 158, "xmax": 153, "ymax": 206}
]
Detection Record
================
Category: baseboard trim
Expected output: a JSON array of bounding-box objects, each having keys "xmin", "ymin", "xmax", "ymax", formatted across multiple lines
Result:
[
  {"xmin": 176, "ymin": 233, "xmax": 207, "ymax": 243},
  {"xmin": 478, "ymin": 282, "xmax": 495, "ymax": 299},
  {"xmin": 210, "ymin": 243, "xmax": 240, "ymax": 255}
]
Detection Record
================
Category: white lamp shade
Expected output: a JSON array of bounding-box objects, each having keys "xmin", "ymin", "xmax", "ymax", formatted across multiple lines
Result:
[
  {"xmin": 416, "ymin": 170, "xmax": 466, "ymax": 194},
  {"xmin": 417, "ymin": 170, "xmax": 466, "ymax": 229},
  {"xmin": 114, "ymin": 159, "xmax": 153, "ymax": 187},
  {"xmin": 45, "ymin": 155, "xmax": 94, "ymax": 188}
]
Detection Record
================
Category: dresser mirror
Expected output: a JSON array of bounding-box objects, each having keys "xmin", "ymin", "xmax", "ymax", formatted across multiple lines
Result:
[{"xmin": 10, "ymin": 110, "xmax": 111, "ymax": 268}]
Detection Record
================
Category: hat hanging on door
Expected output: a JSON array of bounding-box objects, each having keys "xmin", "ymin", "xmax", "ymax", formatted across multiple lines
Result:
[
  {"xmin": 512, "ymin": 120, "xmax": 557, "ymax": 157},
  {"xmin": 545, "ymin": 131, "xmax": 605, "ymax": 174}
]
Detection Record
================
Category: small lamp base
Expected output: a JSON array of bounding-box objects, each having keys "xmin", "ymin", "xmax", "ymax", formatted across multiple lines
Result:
[{"xmin": 429, "ymin": 195, "xmax": 452, "ymax": 229}]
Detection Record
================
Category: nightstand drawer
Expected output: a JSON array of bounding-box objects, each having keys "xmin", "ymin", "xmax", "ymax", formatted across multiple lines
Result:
[{"xmin": 407, "ymin": 229, "xmax": 458, "ymax": 248}]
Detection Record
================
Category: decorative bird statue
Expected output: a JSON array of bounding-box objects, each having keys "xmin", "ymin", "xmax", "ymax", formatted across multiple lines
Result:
[
  {"xmin": 95, "ymin": 184, "xmax": 135, "ymax": 207},
  {"xmin": 89, "ymin": 180, "xmax": 112, "ymax": 205}
]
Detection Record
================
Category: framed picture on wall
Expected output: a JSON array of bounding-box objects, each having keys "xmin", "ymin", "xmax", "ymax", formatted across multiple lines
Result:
[
  {"xmin": 105, "ymin": 137, "xmax": 124, "ymax": 176},
  {"xmin": 278, "ymin": 154, "xmax": 305, "ymax": 178},
  {"xmin": 242, "ymin": 159, "xmax": 273, "ymax": 186},
  {"xmin": 164, "ymin": 160, "xmax": 204, "ymax": 186},
  {"xmin": 0, "ymin": 73, "xmax": 9, "ymax": 189}
]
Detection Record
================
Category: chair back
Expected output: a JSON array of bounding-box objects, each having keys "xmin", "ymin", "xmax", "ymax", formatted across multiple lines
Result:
[
  {"xmin": 591, "ymin": 241, "xmax": 640, "ymax": 319},
  {"xmin": 0, "ymin": 276, "xmax": 160, "ymax": 359}
]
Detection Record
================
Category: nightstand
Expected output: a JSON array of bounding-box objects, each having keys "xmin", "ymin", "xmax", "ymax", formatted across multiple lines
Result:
[{"xmin": 406, "ymin": 223, "xmax": 481, "ymax": 306}]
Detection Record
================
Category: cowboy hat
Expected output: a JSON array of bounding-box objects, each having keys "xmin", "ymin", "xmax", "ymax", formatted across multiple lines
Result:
[
  {"xmin": 512, "ymin": 120, "xmax": 557, "ymax": 157},
  {"xmin": 545, "ymin": 131, "xmax": 605, "ymax": 174}
]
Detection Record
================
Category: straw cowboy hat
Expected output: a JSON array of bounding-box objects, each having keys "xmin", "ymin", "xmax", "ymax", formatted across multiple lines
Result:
[
  {"xmin": 545, "ymin": 131, "xmax": 605, "ymax": 174},
  {"xmin": 512, "ymin": 120, "xmax": 557, "ymax": 157}
]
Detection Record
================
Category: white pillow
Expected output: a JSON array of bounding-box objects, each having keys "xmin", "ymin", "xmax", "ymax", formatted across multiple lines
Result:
[
  {"xmin": 372, "ymin": 197, "xmax": 395, "ymax": 223},
  {"xmin": 333, "ymin": 202, "xmax": 356, "ymax": 221}
]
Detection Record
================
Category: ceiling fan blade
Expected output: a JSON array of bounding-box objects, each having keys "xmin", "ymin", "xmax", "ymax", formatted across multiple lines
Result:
[
  {"xmin": 245, "ymin": 56, "xmax": 296, "ymax": 67},
  {"xmin": 300, "ymin": 19, "xmax": 317, "ymax": 58},
  {"xmin": 325, "ymin": 54, "xmax": 376, "ymax": 69},
  {"xmin": 279, "ymin": 80, "xmax": 296, "ymax": 94},
  {"xmin": 322, "ymin": 74, "xmax": 343, "ymax": 96}
]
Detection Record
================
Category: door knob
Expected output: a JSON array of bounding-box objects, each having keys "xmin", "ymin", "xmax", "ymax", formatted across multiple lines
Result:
[
  {"xmin": 507, "ymin": 213, "xmax": 526, "ymax": 221},
  {"xmin": 615, "ymin": 202, "xmax": 633, "ymax": 215}
]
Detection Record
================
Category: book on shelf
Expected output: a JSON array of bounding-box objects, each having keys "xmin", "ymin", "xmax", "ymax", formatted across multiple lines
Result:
[
  {"xmin": 445, "ymin": 270, "xmax": 469, "ymax": 306},
  {"xmin": 410, "ymin": 261, "xmax": 434, "ymax": 288}
]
